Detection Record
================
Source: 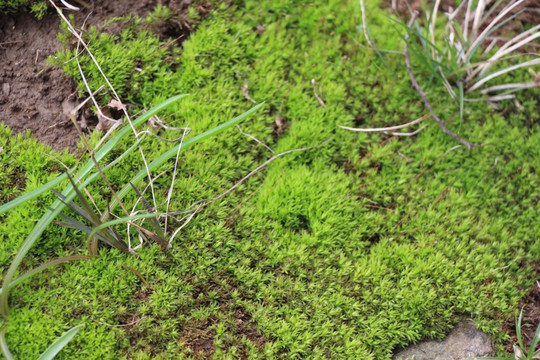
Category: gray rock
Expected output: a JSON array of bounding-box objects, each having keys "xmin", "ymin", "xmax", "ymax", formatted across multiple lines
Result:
[{"xmin": 393, "ymin": 320, "xmax": 494, "ymax": 360}]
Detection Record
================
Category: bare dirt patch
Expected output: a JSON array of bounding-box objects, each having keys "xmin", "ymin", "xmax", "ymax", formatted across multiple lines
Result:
[
  {"xmin": 502, "ymin": 282, "xmax": 540, "ymax": 354},
  {"xmin": 0, "ymin": 0, "xmax": 207, "ymax": 153}
]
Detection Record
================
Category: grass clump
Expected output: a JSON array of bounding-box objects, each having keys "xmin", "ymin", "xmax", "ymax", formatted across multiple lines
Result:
[{"xmin": 0, "ymin": 0, "xmax": 539, "ymax": 359}]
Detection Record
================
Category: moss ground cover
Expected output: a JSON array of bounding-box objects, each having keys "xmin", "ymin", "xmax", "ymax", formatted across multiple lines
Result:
[{"xmin": 1, "ymin": 0, "xmax": 539, "ymax": 359}]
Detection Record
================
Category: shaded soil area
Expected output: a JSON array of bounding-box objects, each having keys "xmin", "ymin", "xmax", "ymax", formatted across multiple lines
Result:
[
  {"xmin": 123, "ymin": 273, "xmax": 272, "ymax": 359},
  {"xmin": 0, "ymin": 0, "xmax": 207, "ymax": 153},
  {"xmin": 502, "ymin": 282, "xmax": 540, "ymax": 354}
]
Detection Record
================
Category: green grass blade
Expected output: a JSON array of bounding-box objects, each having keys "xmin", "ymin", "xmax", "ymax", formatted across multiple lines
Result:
[
  {"xmin": 0, "ymin": 256, "xmax": 89, "ymax": 297},
  {"xmin": 0, "ymin": 96, "xmax": 183, "ymax": 318},
  {"xmin": 52, "ymin": 190, "xmax": 94, "ymax": 224},
  {"xmin": 458, "ymin": 81, "xmax": 464, "ymax": 131},
  {"xmin": 526, "ymin": 320, "xmax": 540, "ymax": 359},
  {"xmin": 0, "ymin": 94, "xmax": 188, "ymax": 216},
  {"xmin": 104, "ymin": 102, "xmax": 264, "ymax": 219},
  {"xmin": 64, "ymin": 174, "xmax": 102, "ymax": 227},
  {"xmin": 55, "ymin": 213, "xmax": 112, "ymax": 245},
  {"xmin": 516, "ymin": 308, "xmax": 525, "ymax": 350},
  {"xmin": 87, "ymin": 212, "xmax": 163, "ymax": 251},
  {"xmin": 36, "ymin": 324, "xmax": 84, "ymax": 360},
  {"xmin": 0, "ymin": 328, "xmax": 14, "ymax": 360},
  {"xmin": 0, "ymin": 170, "xmax": 70, "ymax": 215}
]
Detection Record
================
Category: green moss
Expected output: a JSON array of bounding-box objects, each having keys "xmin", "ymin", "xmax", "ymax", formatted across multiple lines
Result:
[
  {"xmin": 1, "ymin": 0, "xmax": 539, "ymax": 359},
  {"xmin": 0, "ymin": 0, "xmax": 48, "ymax": 18}
]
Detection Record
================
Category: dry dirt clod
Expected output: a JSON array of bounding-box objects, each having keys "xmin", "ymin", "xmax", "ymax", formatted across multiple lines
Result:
[{"xmin": 0, "ymin": 0, "xmax": 208, "ymax": 153}]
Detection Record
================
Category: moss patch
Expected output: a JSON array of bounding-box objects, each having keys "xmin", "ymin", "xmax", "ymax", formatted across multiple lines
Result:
[{"xmin": 1, "ymin": 0, "xmax": 539, "ymax": 359}]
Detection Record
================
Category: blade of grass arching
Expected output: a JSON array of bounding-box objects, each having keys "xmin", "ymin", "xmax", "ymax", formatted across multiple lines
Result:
[
  {"xmin": 0, "ymin": 111, "xmax": 157, "ymax": 317},
  {"xmin": 0, "ymin": 255, "xmax": 89, "ymax": 297},
  {"xmin": 480, "ymin": 0, "xmax": 512, "ymax": 26},
  {"xmin": 480, "ymin": 82, "xmax": 540, "ymax": 94},
  {"xmin": 52, "ymin": 190, "xmax": 94, "ymax": 224},
  {"xmin": 527, "ymin": 321, "xmax": 540, "ymax": 358},
  {"xmin": 428, "ymin": 0, "xmax": 441, "ymax": 59},
  {"xmin": 103, "ymin": 103, "xmax": 264, "ymax": 220},
  {"xmin": 466, "ymin": 1, "xmax": 525, "ymax": 61},
  {"xmin": 516, "ymin": 308, "xmax": 525, "ymax": 350},
  {"xmin": 55, "ymin": 213, "xmax": 112, "ymax": 246},
  {"xmin": 87, "ymin": 212, "xmax": 163, "ymax": 249},
  {"xmin": 465, "ymin": 10, "xmax": 525, "ymax": 65},
  {"xmin": 458, "ymin": 81, "xmax": 464, "ymax": 128},
  {"xmin": 129, "ymin": 182, "xmax": 165, "ymax": 241},
  {"xmin": 0, "ymin": 328, "xmax": 14, "ymax": 360},
  {"xmin": 468, "ymin": 58, "xmax": 540, "ymax": 92},
  {"xmin": 479, "ymin": 28, "xmax": 540, "ymax": 77},
  {"xmin": 0, "ymin": 170, "xmax": 71, "ymax": 216},
  {"xmin": 36, "ymin": 324, "xmax": 84, "ymax": 360},
  {"xmin": 0, "ymin": 94, "xmax": 187, "ymax": 216}
]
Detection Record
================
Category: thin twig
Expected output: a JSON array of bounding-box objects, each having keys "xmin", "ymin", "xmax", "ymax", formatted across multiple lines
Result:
[
  {"xmin": 236, "ymin": 125, "xmax": 274, "ymax": 153},
  {"xmin": 359, "ymin": 0, "xmax": 375, "ymax": 48},
  {"xmin": 164, "ymin": 127, "xmax": 190, "ymax": 236},
  {"xmin": 386, "ymin": 124, "xmax": 429, "ymax": 137},
  {"xmin": 338, "ymin": 113, "xmax": 430, "ymax": 132},
  {"xmin": 311, "ymin": 79, "xmax": 326, "ymax": 108},
  {"xmin": 404, "ymin": 12, "xmax": 476, "ymax": 150},
  {"xmin": 167, "ymin": 138, "xmax": 333, "ymax": 246},
  {"xmin": 92, "ymin": 316, "xmax": 147, "ymax": 328},
  {"xmin": 50, "ymin": 1, "xmax": 160, "ymax": 214},
  {"xmin": 120, "ymin": 264, "xmax": 151, "ymax": 288},
  {"xmin": 69, "ymin": 65, "xmax": 130, "ymax": 217},
  {"xmin": 444, "ymin": 145, "xmax": 463, "ymax": 155}
]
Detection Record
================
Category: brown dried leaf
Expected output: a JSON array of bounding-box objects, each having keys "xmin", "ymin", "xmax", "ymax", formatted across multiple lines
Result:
[
  {"xmin": 108, "ymin": 99, "xmax": 127, "ymax": 112},
  {"xmin": 256, "ymin": 24, "xmax": 266, "ymax": 35},
  {"xmin": 96, "ymin": 107, "xmax": 116, "ymax": 132}
]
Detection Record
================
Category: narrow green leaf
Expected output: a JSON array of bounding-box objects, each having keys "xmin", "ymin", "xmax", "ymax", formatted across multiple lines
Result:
[
  {"xmin": 458, "ymin": 81, "xmax": 464, "ymax": 132},
  {"xmin": 103, "ymin": 102, "xmax": 264, "ymax": 220},
  {"xmin": 0, "ymin": 94, "xmax": 187, "ymax": 216},
  {"xmin": 36, "ymin": 324, "xmax": 84, "ymax": 360},
  {"xmin": 526, "ymin": 321, "xmax": 540, "ymax": 359},
  {"xmin": 0, "ymin": 328, "xmax": 14, "ymax": 360},
  {"xmin": 0, "ymin": 256, "xmax": 90, "ymax": 296},
  {"xmin": 0, "ymin": 171, "xmax": 70, "ymax": 216},
  {"xmin": 0, "ymin": 96, "xmax": 181, "ymax": 317},
  {"xmin": 517, "ymin": 308, "xmax": 525, "ymax": 351}
]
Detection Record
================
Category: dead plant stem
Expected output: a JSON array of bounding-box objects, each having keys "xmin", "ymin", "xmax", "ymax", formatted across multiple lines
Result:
[{"xmin": 404, "ymin": 12, "xmax": 476, "ymax": 150}]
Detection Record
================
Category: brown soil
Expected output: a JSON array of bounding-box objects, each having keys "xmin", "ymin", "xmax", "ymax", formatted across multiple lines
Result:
[
  {"xmin": 502, "ymin": 282, "xmax": 540, "ymax": 354},
  {"xmin": 0, "ymin": 0, "xmax": 204, "ymax": 153}
]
